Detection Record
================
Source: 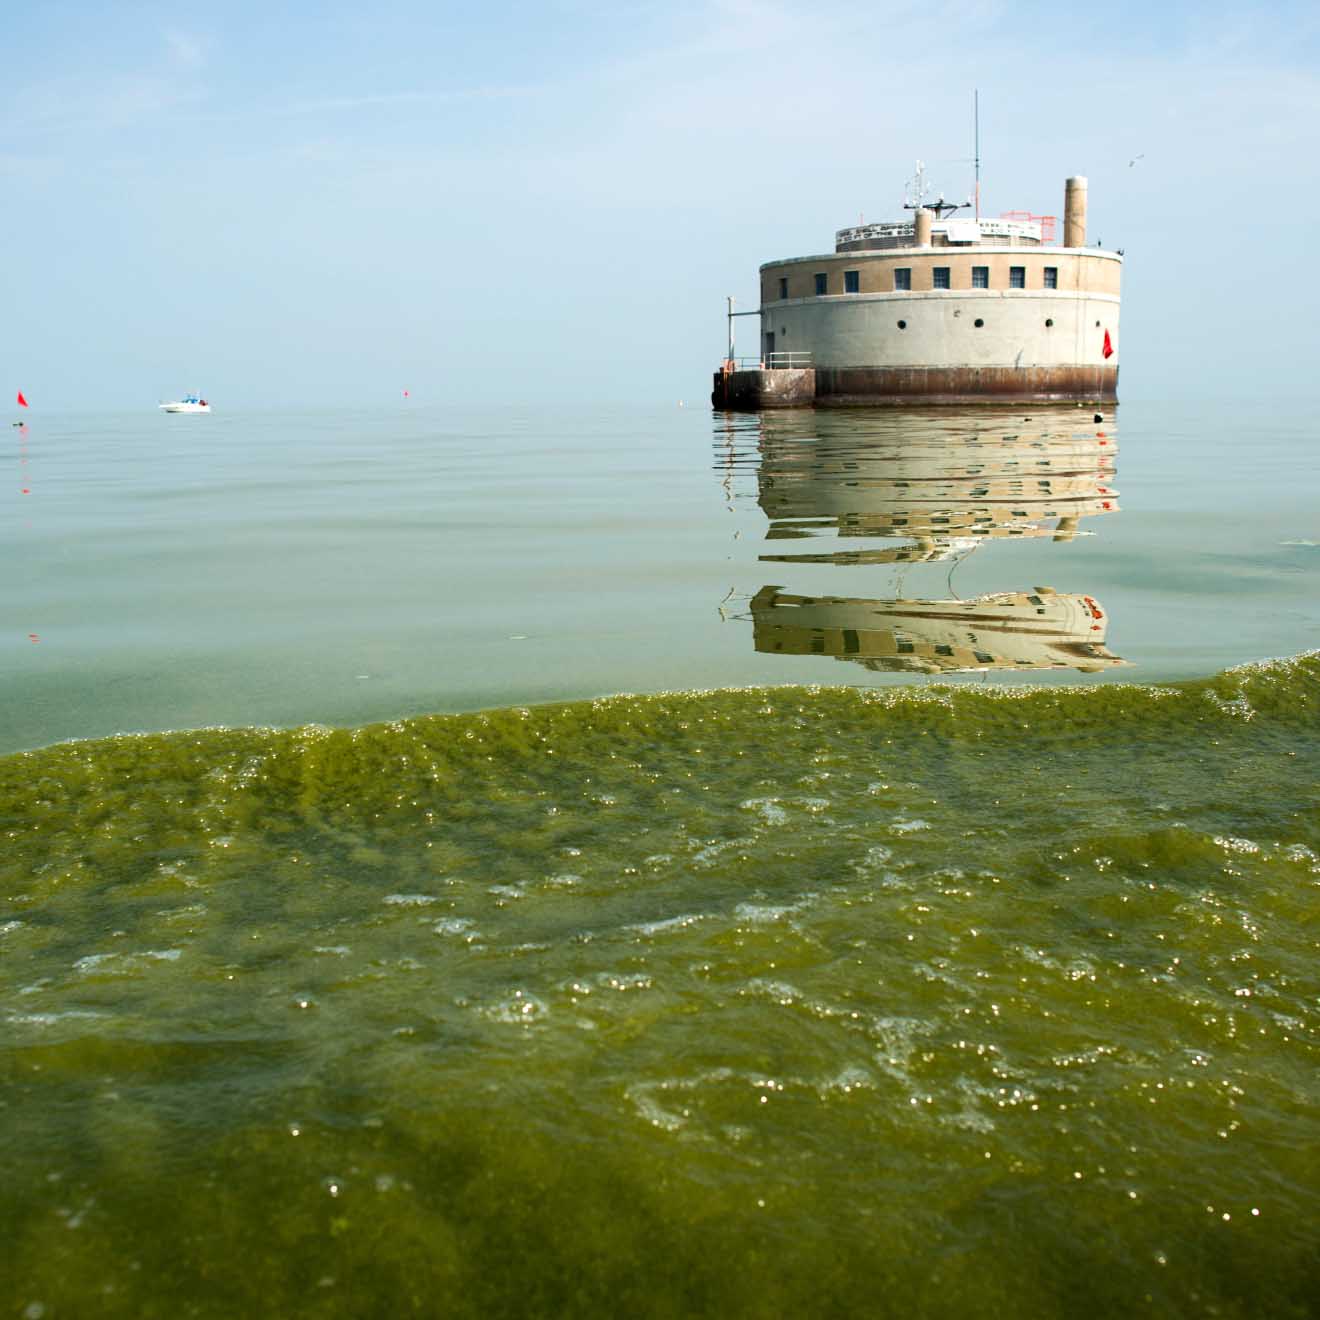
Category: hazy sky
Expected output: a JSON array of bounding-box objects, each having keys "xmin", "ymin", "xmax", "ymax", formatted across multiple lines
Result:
[{"xmin": 4, "ymin": 0, "xmax": 1318, "ymax": 407}]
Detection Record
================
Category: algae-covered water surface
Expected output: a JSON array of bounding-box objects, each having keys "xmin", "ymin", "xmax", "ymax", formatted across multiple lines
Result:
[
  {"xmin": 5, "ymin": 403, "xmax": 1320, "ymax": 1315},
  {"xmin": 3, "ymin": 663, "xmax": 1319, "ymax": 1316}
]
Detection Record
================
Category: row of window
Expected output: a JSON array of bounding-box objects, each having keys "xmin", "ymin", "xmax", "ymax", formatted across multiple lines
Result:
[{"xmin": 778, "ymin": 266, "xmax": 1060, "ymax": 299}]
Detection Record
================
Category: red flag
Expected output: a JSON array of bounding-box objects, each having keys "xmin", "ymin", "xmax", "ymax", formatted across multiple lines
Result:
[
  {"xmin": 1102, "ymin": 330, "xmax": 1113, "ymax": 360},
  {"xmin": 17, "ymin": 391, "xmax": 28, "ymax": 407}
]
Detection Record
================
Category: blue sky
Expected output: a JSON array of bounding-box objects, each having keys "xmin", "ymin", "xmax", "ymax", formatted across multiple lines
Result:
[{"xmin": 4, "ymin": 0, "xmax": 1318, "ymax": 406}]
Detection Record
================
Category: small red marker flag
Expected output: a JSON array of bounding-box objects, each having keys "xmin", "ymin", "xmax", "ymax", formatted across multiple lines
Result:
[
  {"xmin": 17, "ymin": 391, "xmax": 28, "ymax": 407},
  {"xmin": 1102, "ymin": 330, "xmax": 1114, "ymax": 360}
]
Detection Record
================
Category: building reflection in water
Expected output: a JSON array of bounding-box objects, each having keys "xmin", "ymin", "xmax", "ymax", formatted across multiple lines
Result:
[{"xmin": 717, "ymin": 409, "xmax": 1126, "ymax": 675}]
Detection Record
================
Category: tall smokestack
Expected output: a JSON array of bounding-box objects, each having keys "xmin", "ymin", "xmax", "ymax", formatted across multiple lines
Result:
[
  {"xmin": 1064, "ymin": 176, "xmax": 1088, "ymax": 248},
  {"xmin": 914, "ymin": 207, "xmax": 932, "ymax": 247}
]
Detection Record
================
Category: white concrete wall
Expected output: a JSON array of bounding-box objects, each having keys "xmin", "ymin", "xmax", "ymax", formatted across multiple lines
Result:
[{"xmin": 762, "ymin": 291, "xmax": 1120, "ymax": 371}]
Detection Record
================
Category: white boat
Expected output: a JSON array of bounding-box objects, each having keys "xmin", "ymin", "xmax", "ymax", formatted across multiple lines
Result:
[{"xmin": 159, "ymin": 393, "xmax": 211, "ymax": 414}]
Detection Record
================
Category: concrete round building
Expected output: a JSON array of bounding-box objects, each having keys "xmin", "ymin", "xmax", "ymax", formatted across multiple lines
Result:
[{"xmin": 714, "ymin": 175, "xmax": 1120, "ymax": 408}]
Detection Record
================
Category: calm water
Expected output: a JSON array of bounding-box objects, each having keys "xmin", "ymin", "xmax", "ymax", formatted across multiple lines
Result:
[
  {"xmin": 4, "ymin": 401, "xmax": 1319, "ymax": 753},
  {"xmin": 2, "ymin": 402, "xmax": 1319, "ymax": 1316}
]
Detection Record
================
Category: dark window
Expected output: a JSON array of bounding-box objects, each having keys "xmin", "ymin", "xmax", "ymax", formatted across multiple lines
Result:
[
  {"xmin": 778, "ymin": 277, "xmax": 788, "ymax": 299},
  {"xmin": 973, "ymin": 318, "xmax": 984, "ymax": 328},
  {"xmin": 1009, "ymin": 266, "xmax": 1026, "ymax": 289},
  {"xmin": 844, "ymin": 270, "xmax": 860, "ymax": 294},
  {"xmin": 1043, "ymin": 266, "xmax": 1058, "ymax": 289},
  {"xmin": 893, "ymin": 268, "xmax": 911, "ymax": 291},
  {"xmin": 1045, "ymin": 318, "xmax": 1054, "ymax": 327},
  {"xmin": 933, "ymin": 267, "xmax": 951, "ymax": 290},
  {"xmin": 814, "ymin": 272, "xmax": 828, "ymax": 296},
  {"xmin": 972, "ymin": 266, "xmax": 989, "ymax": 288},
  {"xmin": 897, "ymin": 319, "xmax": 907, "ymax": 329}
]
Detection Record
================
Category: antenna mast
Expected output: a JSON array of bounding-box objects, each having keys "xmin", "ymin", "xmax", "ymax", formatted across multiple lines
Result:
[
  {"xmin": 974, "ymin": 89, "xmax": 981, "ymax": 220},
  {"xmin": 904, "ymin": 160, "xmax": 969, "ymax": 219},
  {"xmin": 904, "ymin": 160, "xmax": 930, "ymax": 211}
]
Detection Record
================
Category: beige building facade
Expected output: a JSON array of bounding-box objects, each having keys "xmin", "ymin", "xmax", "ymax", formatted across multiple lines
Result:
[{"xmin": 741, "ymin": 176, "xmax": 1121, "ymax": 405}]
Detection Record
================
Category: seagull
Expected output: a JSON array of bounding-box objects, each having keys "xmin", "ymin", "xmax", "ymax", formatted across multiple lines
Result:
[{"xmin": 1129, "ymin": 153, "xmax": 1145, "ymax": 167}]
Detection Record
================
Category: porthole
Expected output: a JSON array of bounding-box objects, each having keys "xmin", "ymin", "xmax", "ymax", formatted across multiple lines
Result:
[
  {"xmin": 897, "ymin": 320, "xmax": 907, "ymax": 330},
  {"xmin": 1045, "ymin": 318, "xmax": 1054, "ymax": 327},
  {"xmin": 974, "ymin": 318, "xmax": 984, "ymax": 328},
  {"xmin": 1095, "ymin": 320, "xmax": 1101, "ymax": 327}
]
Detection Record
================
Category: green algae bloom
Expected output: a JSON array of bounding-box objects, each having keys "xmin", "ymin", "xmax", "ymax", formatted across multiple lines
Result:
[{"xmin": 3, "ymin": 659, "xmax": 1319, "ymax": 1316}]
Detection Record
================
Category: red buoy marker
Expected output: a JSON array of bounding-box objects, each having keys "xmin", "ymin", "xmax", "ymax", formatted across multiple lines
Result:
[{"xmin": 17, "ymin": 390, "xmax": 29, "ymax": 408}]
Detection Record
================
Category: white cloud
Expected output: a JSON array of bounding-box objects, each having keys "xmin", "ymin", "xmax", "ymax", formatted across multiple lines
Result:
[
  {"xmin": 6, "ymin": 75, "xmax": 208, "ymax": 134},
  {"xmin": 164, "ymin": 29, "xmax": 206, "ymax": 69}
]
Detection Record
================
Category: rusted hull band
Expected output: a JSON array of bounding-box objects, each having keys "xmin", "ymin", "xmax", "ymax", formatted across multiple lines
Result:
[
  {"xmin": 714, "ymin": 365, "xmax": 1118, "ymax": 410},
  {"xmin": 814, "ymin": 365, "xmax": 1118, "ymax": 405}
]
